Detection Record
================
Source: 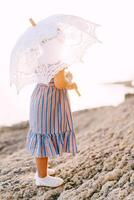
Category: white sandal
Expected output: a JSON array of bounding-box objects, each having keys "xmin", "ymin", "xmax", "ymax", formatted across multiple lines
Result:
[{"xmin": 35, "ymin": 173, "xmax": 64, "ymax": 187}]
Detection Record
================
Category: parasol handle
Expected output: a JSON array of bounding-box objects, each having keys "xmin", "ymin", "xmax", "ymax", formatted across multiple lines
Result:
[
  {"xmin": 75, "ymin": 88, "xmax": 81, "ymax": 96},
  {"xmin": 29, "ymin": 18, "xmax": 36, "ymax": 26}
]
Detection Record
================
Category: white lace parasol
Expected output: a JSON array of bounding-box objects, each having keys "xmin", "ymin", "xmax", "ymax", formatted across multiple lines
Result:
[{"xmin": 10, "ymin": 14, "xmax": 101, "ymax": 94}]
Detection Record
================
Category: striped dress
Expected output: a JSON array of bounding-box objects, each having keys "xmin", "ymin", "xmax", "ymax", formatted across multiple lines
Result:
[{"xmin": 25, "ymin": 78, "xmax": 78, "ymax": 158}]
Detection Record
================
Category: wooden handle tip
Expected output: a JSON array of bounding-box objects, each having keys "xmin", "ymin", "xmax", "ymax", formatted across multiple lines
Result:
[{"xmin": 29, "ymin": 18, "xmax": 36, "ymax": 26}]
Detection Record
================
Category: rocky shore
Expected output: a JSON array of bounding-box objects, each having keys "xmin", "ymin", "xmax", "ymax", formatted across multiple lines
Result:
[{"xmin": 0, "ymin": 96, "xmax": 134, "ymax": 199}]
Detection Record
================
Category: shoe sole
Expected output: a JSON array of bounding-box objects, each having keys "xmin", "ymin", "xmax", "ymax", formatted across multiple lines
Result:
[{"xmin": 35, "ymin": 181, "xmax": 65, "ymax": 188}]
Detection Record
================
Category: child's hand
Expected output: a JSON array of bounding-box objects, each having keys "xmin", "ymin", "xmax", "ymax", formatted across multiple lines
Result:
[
  {"xmin": 72, "ymin": 82, "xmax": 78, "ymax": 90},
  {"xmin": 65, "ymin": 82, "xmax": 81, "ymax": 96},
  {"xmin": 65, "ymin": 82, "xmax": 77, "ymax": 90},
  {"xmin": 65, "ymin": 71, "xmax": 73, "ymax": 83}
]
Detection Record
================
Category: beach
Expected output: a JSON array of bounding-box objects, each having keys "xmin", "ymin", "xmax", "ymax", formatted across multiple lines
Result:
[{"xmin": 0, "ymin": 95, "xmax": 134, "ymax": 199}]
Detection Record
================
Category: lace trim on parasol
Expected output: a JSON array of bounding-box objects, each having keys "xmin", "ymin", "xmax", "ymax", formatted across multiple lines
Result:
[{"xmin": 10, "ymin": 60, "xmax": 69, "ymax": 94}]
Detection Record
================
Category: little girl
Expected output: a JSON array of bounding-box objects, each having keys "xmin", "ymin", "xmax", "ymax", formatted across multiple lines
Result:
[{"xmin": 25, "ymin": 67, "xmax": 78, "ymax": 187}]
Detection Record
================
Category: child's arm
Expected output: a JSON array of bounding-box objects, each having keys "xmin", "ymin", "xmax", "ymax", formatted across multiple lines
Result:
[
  {"xmin": 54, "ymin": 69, "xmax": 81, "ymax": 96},
  {"xmin": 54, "ymin": 69, "xmax": 76, "ymax": 90}
]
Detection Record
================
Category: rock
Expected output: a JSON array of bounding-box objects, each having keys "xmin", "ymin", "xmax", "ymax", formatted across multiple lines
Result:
[{"xmin": 1, "ymin": 97, "xmax": 134, "ymax": 199}]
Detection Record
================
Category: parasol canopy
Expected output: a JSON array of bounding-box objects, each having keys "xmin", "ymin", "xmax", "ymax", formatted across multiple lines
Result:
[{"xmin": 10, "ymin": 14, "xmax": 101, "ymax": 94}]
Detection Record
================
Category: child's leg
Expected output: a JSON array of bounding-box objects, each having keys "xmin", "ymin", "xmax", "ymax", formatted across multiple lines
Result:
[
  {"xmin": 34, "ymin": 156, "xmax": 64, "ymax": 187},
  {"xmin": 35, "ymin": 157, "xmax": 48, "ymax": 178}
]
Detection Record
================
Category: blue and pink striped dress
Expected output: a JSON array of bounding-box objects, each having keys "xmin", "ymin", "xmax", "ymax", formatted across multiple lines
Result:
[{"xmin": 25, "ymin": 77, "xmax": 78, "ymax": 158}]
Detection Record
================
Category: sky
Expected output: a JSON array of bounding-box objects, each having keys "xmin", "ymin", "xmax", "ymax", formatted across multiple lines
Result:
[{"xmin": 0, "ymin": 0, "xmax": 134, "ymax": 126}]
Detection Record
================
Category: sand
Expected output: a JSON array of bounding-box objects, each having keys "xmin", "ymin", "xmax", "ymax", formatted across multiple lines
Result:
[{"xmin": 0, "ymin": 96, "xmax": 134, "ymax": 200}]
